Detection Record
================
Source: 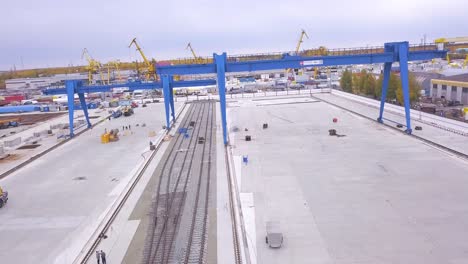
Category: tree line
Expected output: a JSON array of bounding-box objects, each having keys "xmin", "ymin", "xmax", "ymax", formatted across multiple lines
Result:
[{"xmin": 340, "ymin": 69, "xmax": 421, "ymax": 104}]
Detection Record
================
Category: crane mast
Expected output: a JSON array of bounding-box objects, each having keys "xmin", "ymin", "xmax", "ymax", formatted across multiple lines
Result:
[
  {"xmin": 129, "ymin": 38, "xmax": 157, "ymax": 80},
  {"xmin": 186, "ymin": 42, "xmax": 199, "ymax": 62},
  {"xmin": 295, "ymin": 29, "xmax": 309, "ymax": 54},
  {"xmin": 81, "ymin": 48, "xmax": 105, "ymax": 84}
]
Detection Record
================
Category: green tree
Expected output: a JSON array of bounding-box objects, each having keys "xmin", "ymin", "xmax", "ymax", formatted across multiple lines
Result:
[
  {"xmin": 395, "ymin": 73, "xmax": 421, "ymax": 104},
  {"xmin": 375, "ymin": 72, "xmax": 400, "ymax": 101},
  {"xmin": 340, "ymin": 69, "xmax": 352, "ymax": 92}
]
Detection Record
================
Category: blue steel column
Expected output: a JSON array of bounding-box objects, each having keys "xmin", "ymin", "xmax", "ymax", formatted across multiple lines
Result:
[
  {"xmin": 377, "ymin": 62, "xmax": 392, "ymax": 123},
  {"xmin": 162, "ymin": 75, "xmax": 171, "ymax": 129},
  {"xmin": 65, "ymin": 80, "xmax": 76, "ymax": 137},
  {"xmin": 77, "ymin": 91, "xmax": 92, "ymax": 128},
  {"xmin": 168, "ymin": 75, "xmax": 176, "ymax": 122},
  {"xmin": 398, "ymin": 42, "xmax": 412, "ymax": 134},
  {"xmin": 214, "ymin": 53, "xmax": 228, "ymax": 145}
]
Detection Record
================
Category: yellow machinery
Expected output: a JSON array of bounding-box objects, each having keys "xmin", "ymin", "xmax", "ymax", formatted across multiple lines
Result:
[
  {"xmin": 287, "ymin": 29, "xmax": 309, "ymax": 76},
  {"xmin": 129, "ymin": 38, "xmax": 157, "ymax": 80},
  {"xmin": 82, "ymin": 48, "xmax": 105, "ymax": 84},
  {"xmin": 101, "ymin": 129, "xmax": 119, "ymax": 144},
  {"xmin": 464, "ymin": 55, "xmax": 468, "ymax": 68},
  {"xmin": 186, "ymin": 42, "xmax": 200, "ymax": 63},
  {"xmin": 435, "ymin": 36, "xmax": 468, "ymax": 44},
  {"xmin": 106, "ymin": 60, "xmax": 122, "ymax": 83},
  {"xmin": 295, "ymin": 29, "xmax": 309, "ymax": 54}
]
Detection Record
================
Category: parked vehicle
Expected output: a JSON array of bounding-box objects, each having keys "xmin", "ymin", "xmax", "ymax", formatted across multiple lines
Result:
[{"xmin": 265, "ymin": 221, "xmax": 283, "ymax": 248}]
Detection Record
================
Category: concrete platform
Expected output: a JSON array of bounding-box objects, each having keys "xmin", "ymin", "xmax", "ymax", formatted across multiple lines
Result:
[
  {"xmin": 0, "ymin": 102, "xmax": 181, "ymax": 264},
  {"xmin": 313, "ymin": 92, "xmax": 468, "ymax": 156},
  {"xmin": 228, "ymin": 97, "xmax": 468, "ymax": 264},
  {"xmin": 0, "ymin": 108, "xmax": 111, "ymax": 177}
]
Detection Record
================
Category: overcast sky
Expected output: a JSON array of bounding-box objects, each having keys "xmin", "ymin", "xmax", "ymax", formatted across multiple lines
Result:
[{"xmin": 1, "ymin": 0, "xmax": 467, "ymax": 70}]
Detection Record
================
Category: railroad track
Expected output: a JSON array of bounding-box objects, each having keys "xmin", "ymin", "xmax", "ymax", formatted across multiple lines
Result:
[{"xmin": 144, "ymin": 100, "xmax": 215, "ymax": 264}]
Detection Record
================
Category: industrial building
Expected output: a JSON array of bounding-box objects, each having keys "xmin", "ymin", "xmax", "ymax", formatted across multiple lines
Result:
[
  {"xmin": 4, "ymin": 74, "xmax": 88, "ymax": 95},
  {"xmin": 430, "ymin": 73, "xmax": 468, "ymax": 104}
]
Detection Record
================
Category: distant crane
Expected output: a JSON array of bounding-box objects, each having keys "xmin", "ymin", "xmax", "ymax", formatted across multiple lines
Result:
[
  {"xmin": 288, "ymin": 29, "xmax": 310, "ymax": 79},
  {"xmin": 186, "ymin": 42, "xmax": 200, "ymax": 63},
  {"xmin": 81, "ymin": 48, "xmax": 105, "ymax": 84},
  {"xmin": 128, "ymin": 38, "xmax": 157, "ymax": 80},
  {"xmin": 295, "ymin": 29, "xmax": 309, "ymax": 54},
  {"xmin": 106, "ymin": 60, "xmax": 122, "ymax": 83}
]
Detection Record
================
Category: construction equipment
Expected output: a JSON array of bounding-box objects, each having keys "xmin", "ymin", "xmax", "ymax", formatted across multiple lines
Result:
[
  {"xmin": 0, "ymin": 186, "xmax": 8, "ymax": 208},
  {"xmin": 129, "ymin": 38, "xmax": 157, "ymax": 80},
  {"xmin": 464, "ymin": 55, "xmax": 468, "ymax": 68},
  {"xmin": 81, "ymin": 48, "xmax": 105, "ymax": 84},
  {"xmin": 106, "ymin": 60, "xmax": 122, "ymax": 83},
  {"xmin": 295, "ymin": 29, "xmax": 309, "ymax": 54},
  {"xmin": 186, "ymin": 42, "xmax": 200, "ymax": 63},
  {"xmin": 112, "ymin": 109, "xmax": 122, "ymax": 118},
  {"xmin": 287, "ymin": 29, "xmax": 309, "ymax": 77},
  {"xmin": 123, "ymin": 106, "xmax": 134, "ymax": 116},
  {"xmin": 101, "ymin": 129, "xmax": 119, "ymax": 143}
]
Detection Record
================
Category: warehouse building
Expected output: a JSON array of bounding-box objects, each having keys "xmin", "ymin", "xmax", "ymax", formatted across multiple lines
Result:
[{"xmin": 430, "ymin": 73, "xmax": 468, "ymax": 104}]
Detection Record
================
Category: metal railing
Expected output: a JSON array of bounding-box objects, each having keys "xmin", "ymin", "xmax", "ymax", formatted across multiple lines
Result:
[{"xmin": 159, "ymin": 43, "xmax": 440, "ymax": 66}]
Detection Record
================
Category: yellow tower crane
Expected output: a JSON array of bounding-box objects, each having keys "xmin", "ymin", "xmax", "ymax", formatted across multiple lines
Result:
[
  {"xmin": 81, "ymin": 48, "xmax": 105, "ymax": 84},
  {"xmin": 128, "ymin": 38, "xmax": 157, "ymax": 80},
  {"xmin": 186, "ymin": 42, "xmax": 200, "ymax": 63}
]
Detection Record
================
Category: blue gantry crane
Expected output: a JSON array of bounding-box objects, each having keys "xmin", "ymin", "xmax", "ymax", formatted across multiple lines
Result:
[
  {"xmin": 45, "ymin": 41, "xmax": 447, "ymax": 142},
  {"xmin": 157, "ymin": 41, "xmax": 447, "ymax": 144},
  {"xmin": 43, "ymin": 79, "xmax": 216, "ymax": 137}
]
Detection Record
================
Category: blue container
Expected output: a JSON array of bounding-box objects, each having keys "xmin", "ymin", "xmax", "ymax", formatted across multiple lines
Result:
[
  {"xmin": 0, "ymin": 105, "xmax": 40, "ymax": 113},
  {"xmin": 242, "ymin": 155, "xmax": 249, "ymax": 164}
]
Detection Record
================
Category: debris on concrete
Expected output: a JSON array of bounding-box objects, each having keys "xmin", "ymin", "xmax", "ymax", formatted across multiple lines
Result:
[{"xmin": 328, "ymin": 129, "xmax": 346, "ymax": 137}]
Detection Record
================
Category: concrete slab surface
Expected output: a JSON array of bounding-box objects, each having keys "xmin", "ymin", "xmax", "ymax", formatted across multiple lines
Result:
[
  {"xmin": 313, "ymin": 92, "xmax": 468, "ymax": 156},
  {"xmin": 0, "ymin": 108, "xmax": 112, "ymax": 177},
  {"xmin": 228, "ymin": 97, "xmax": 468, "ymax": 264},
  {"xmin": 0, "ymin": 102, "xmax": 181, "ymax": 264}
]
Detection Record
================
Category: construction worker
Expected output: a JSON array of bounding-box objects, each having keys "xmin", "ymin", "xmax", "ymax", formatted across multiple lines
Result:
[
  {"xmin": 100, "ymin": 250, "xmax": 107, "ymax": 264},
  {"xmin": 96, "ymin": 250, "xmax": 101, "ymax": 264}
]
